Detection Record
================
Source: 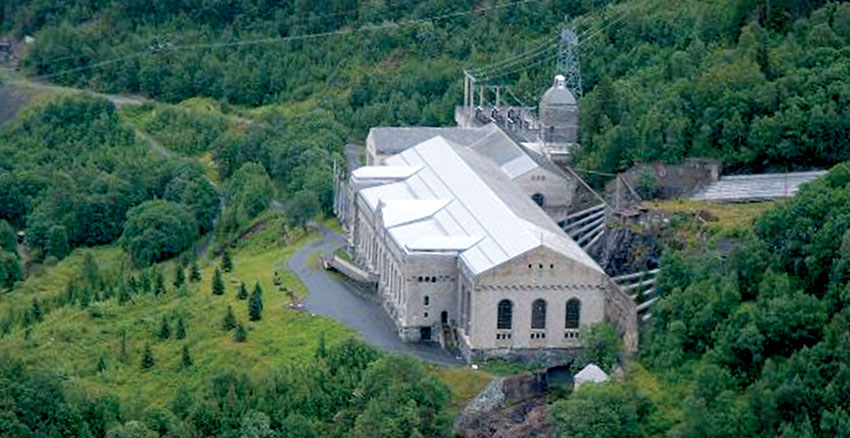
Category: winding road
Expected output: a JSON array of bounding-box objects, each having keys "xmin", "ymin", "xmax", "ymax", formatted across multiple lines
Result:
[{"xmin": 287, "ymin": 225, "xmax": 462, "ymax": 365}]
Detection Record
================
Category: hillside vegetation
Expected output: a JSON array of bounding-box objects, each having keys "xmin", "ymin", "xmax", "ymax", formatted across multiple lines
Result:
[
  {"xmin": 4, "ymin": 0, "xmax": 850, "ymax": 176},
  {"xmin": 550, "ymin": 160, "xmax": 850, "ymax": 437}
]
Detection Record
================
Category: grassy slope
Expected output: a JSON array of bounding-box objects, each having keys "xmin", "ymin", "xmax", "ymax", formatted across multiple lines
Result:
[
  {"xmin": 0, "ymin": 213, "xmax": 350, "ymax": 409},
  {"xmin": 0, "ymin": 212, "xmax": 492, "ymax": 412}
]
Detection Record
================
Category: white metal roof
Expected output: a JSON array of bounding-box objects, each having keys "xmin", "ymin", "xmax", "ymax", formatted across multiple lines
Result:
[
  {"xmin": 368, "ymin": 123, "xmax": 540, "ymax": 181},
  {"xmin": 380, "ymin": 199, "xmax": 451, "ymax": 228},
  {"xmin": 406, "ymin": 236, "xmax": 483, "ymax": 252},
  {"xmin": 352, "ymin": 165, "xmax": 422, "ymax": 180},
  {"xmin": 358, "ymin": 136, "xmax": 602, "ymax": 276}
]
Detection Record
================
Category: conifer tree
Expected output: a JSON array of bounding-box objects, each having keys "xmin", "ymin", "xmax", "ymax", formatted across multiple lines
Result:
[
  {"xmin": 30, "ymin": 298, "xmax": 43, "ymax": 322},
  {"xmin": 181, "ymin": 345, "xmax": 193, "ymax": 368},
  {"xmin": 120, "ymin": 329, "xmax": 127, "ymax": 360},
  {"xmin": 249, "ymin": 282, "xmax": 263, "ymax": 322},
  {"xmin": 141, "ymin": 343, "xmax": 155, "ymax": 369},
  {"xmin": 64, "ymin": 281, "xmax": 77, "ymax": 305},
  {"xmin": 189, "ymin": 262, "xmax": 201, "ymax": 283},
  {"xmin": 103, "ymin": 286, "xmax": 114, "ymax": 300},
  {"xmin": 127, "ymin": 275, "xmax": 138, "ymax": 293},
  {"xmin": 212, "ymin": 267, "xmax": 225, "ymax": 295},
  {"xmin": 140, "ymin": 270, "xmax": 151, "ymax": 293},
  {"xmin": 234, "ymin": 322, "xmax": 247, "ymax": 342},
  {"xmin": 80, "ymin": 288, "xmax": 91, "ymax": 308},
  {"xmin": 223, "ymin": 306, "xmax": 237, "ymax": 331},
  {"xmin": 174, "ymin": 267, "xmax": 185, "ymax": 289},
  {"xmin": 118, "ymin": 284, "xmax": 131, "ymax": 304},
  {"xmin": 237, "ymin": 281, "xmax": 248, "ymax": 300},
  {"xmin": 176, "ymin": 316, "xmax": 186, "ymax": 339},
  {"xmin": 158, "ymin": 316, "xmax": 170, "ymax": 339},
  {"xmin": 316, "ymin": 331, "xmax": 327, "ymax": 359},
  {"xmin": 97, "ymin": 356, "xmax": 107, "ymax": 373},
  {"xmin": 222, "ymin": 249, "xmax": 233, "ymax": 272},
  {"xmin": 154, "ymin": 270, "xmax": 166, "ymax": 296}
]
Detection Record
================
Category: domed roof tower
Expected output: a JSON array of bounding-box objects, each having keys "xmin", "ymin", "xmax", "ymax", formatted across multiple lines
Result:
[{"xmin": 539, "ymin": 75, "xmax": 579, "ymax": 144}]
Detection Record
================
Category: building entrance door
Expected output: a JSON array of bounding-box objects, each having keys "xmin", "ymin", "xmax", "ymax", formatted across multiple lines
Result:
[
  {"xmin": 441, "ymin": 311, "xmax": 448, "ymax": 324},
  {"xmin": 420, "ymin": 327, "xmax": 432, "ymax": 341}
]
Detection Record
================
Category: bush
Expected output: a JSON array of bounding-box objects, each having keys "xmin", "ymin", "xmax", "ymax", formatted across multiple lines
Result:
[
  {"xmin": 121, "ymin": 200, "xmax": 198, "ymax": 265},
  {"xmin": 0, "ymin": 251, "xmax": 22, "ymax": 289}
]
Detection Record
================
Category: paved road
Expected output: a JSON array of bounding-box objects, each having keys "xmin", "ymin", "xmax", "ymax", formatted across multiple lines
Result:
[{"xmin": 287, "ymin": 225, "xmax": 463, "ymax": 365}]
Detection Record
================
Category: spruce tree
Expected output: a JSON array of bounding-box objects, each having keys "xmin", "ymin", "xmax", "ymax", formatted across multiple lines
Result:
[
  {"xmin": 222, "ymin": 249, "xmax": 233, "ymax": 272},
  {"xmin": 181, "ymin": 345, "xmax": 193, "ymax": 368},
  {"xmin": 174, "ymin": 267, "xmax": 185, "ymax": 289},
  {"xmin": 158, "ymin": 316, "xmax": 171, "ymax": 339},
  {"xmin": 212, "ymin": 267, "xmax": 225, "ymax": 295},
  {"xmin": 176, "ymin": 316, "xmax": 186, "ymax": 339},
  {"xmin": 30, "ymin": 298, "xmax": 43, "ymax": 322},
  {"xmin": 141, "ymin": 343, "xmax": 155, "ymax": 370},
  {"xmin": 316, "ymin": 331, "xmax": 327, "ymax": 359},
  {"xmin": 127, "ymin": 275, "xmax": 138, "ymax": 293},
  {"xmin": 97, "ymin": 356, "xmax": 107, "ymax": 373},
  {"xmin": 234, "ymin": 322, "xmax": 247, "ymax": 342},
  {"xmin": 140, "ymin": 270, "xmax": 151, "ymax": 293},
  {"xmin": 249, "ymin": 283, "xmax": 263, "ymax": 322},
  {"xmin": 118, "ymin": 284, "xmax": 131, "ymax": 304},
  {"xmin": 189, "ymin": 262, "xmax": 201, "ymax": 283},
  {"xmin": 120, "ymin": 329, "xmax": 127, "ymax": 360},
  {"xmin": 154, "ymin": 270, "xmax": 166, "ymax": 296},
  {"xmin": 80, "ymin": 288, "xmax": 91, "ymax": 308},
  {"xmin": 223, "ymin": 306, "xmax": 237, "ymax": 331},
  {"xmin": 237, "ymin": 282, "xmax": 248, "ymax": 300}
]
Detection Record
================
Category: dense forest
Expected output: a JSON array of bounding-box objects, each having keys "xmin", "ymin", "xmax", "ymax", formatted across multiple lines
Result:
[
  {"xmin": 1, "ymin": 339, "xmax": 453, "ymax": 437},
  {"xmin": 3, "ymin": 0, "xmax": 850, "ymax": 437},
  {"xmin": 3, "ymin": 0, "xmax": 850, "ymax": 175},
  {"xmin": 551, "ymin": 160, "xmax": 850, "ymax": 437}
]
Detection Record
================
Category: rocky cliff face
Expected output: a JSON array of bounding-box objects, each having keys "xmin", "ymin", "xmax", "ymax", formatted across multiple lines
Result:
[
  {"xmin": 595, "ymin": 226, "xmax": 660, "ymax": 277},
  {"xmin": 454, "ymin": 370, "xmax": 570, "ymax": 438}
]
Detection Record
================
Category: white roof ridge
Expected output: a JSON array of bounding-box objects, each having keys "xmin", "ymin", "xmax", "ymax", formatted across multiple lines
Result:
[
  {"xmin": 412, "ymin": 137, "xmax": 537, "ymax": 262},
  {"xmin": 382, "ymin": 198, "xmax": 453, "ymax": 229}
]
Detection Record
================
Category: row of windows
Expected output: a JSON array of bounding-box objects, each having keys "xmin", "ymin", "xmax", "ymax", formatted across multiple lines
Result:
[
  {"xmin": 496, "ymin": 332, "xmax": 512, "ymax": 340},
  {"xmin": 531, "ymin": 175, "xmax": 546, "ymax": 181},
  {"xmin": 528, "ymin": 263, "xmax": 555, "ymax": 269},
  {"xmin": 530, "ymin": 332, "xmax": 546, "ymax": 339},
  {"xmin": 417, "ymin": 276, "xmax": 438, "ymax": 283},
  {"xmin": 497, "ymin": 298, "xmax": 581, "ymax": 331}
]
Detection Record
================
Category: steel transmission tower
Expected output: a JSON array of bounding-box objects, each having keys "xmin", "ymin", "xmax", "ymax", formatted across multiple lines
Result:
[{"xmin": 557, "ymin": 27, "xmax": 582, "ymax": 99}]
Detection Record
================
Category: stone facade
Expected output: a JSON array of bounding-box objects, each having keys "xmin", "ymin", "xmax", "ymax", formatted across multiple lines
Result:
[{"xmin": 340, "ymin": 135, "xmax": 634, "ymax": 361}]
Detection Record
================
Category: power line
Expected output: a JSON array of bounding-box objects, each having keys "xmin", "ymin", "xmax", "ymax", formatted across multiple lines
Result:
[
  {"xmin": 466, "ymin": 33, "xmax": 560, "ymax": 76},
  {"xmin": 33, "ymin": 0, "xmax": 543, "ymax": 81},
  {"xmin": 476, "ymin": 0, "xmax": 661, "ymax": 83}
]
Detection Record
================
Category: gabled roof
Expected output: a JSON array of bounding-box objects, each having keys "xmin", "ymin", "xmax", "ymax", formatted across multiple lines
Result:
[
  {"xmin": 357, "ymin": 136, "xmax": 602, "ymax": 276},
  {"xmin": 368, "ymin": 123, "xmax": 542, "ymax": 180},
  {"xmin": 368, "ymin": 126, "xmax": 486, "ymax": 155}
]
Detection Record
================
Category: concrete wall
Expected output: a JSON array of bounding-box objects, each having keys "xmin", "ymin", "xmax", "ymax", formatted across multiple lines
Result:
[
  {"xmin": 401, "ymin": 253, "xmax": 459, "ymax": 341},
  {"xmin": 458, "ymin": 247, "xmax": 606, "ymax": 356},
  {"xmin": 513, "ymin": 167, "xmax": 577, "ymax": 223},
  {"xmin": 540, "ymin": 104, "xmax": 578, "ymax": 144}
]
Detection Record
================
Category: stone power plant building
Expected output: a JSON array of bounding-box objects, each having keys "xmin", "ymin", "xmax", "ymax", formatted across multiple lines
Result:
[{"xmin": 339, "ymin": 122, "xmax": 636, "ymax": 362}]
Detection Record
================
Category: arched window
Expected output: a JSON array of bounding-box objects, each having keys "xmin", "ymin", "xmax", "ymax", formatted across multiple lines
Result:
[
  {"xmin": 531, "ymin": 299, "xmax": 547, "ymax": 329},
  {"xmin": 531, "ymin": 193, "xmax": 545, "ymax": 207},
  {"xmin": 497, "ymin": 300, "xmax": 513, "ymax": 330},
  {"xmin": 424, "ymin": 295, "xmax": 430, "ymax": 306},
  {"xmin": 566, "ymin": 298, "xmax": 581, "ymax": 329}
]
